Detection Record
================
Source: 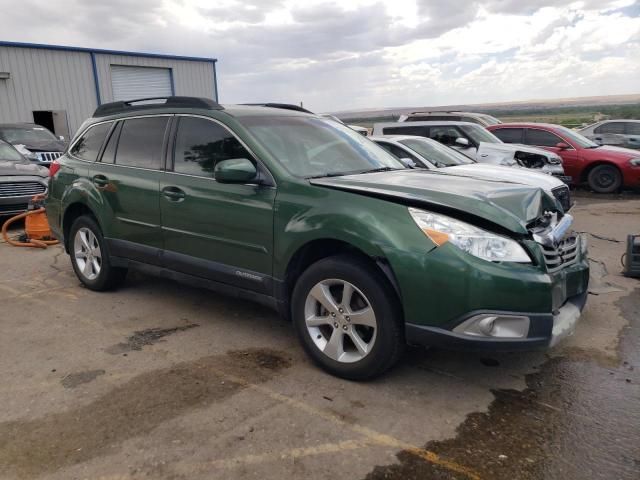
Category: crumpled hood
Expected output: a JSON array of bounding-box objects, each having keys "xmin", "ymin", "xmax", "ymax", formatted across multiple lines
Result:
[
  {"xmin": 0, "ymin": 160, "xmax": 49, "ymax": 178},
  {"xmin": 477, "ymin": 142, "xmax": 559, "ymax": 163},
  {"xmin": 445, "ymin": 164, "xmax": 564, "ymax": 191},
  {"xmin": 310, "ymin": 170, "xmax": 559, "ymax": 234}
]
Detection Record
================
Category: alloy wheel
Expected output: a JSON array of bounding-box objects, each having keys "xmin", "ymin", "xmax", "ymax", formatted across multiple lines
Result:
[
  {"xmin": 304, "ymin": 279, "xmax": 377, "ymax": 363},
  {"xmin": 73, "ymin": 227, "xmax": 102, "ymax": 280}
]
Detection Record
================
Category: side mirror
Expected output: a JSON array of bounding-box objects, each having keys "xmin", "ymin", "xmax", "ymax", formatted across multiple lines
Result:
[
  {"xmin": 555, "ymin": 142, "xmax": 570, "ymax": 149},
  {"xmin": 455, "ymin": 137, "xmax": 470, "ymax": 147},
  {"xmin": 214, "ymin": 158, "xmax": 258, "ymax": 184}
]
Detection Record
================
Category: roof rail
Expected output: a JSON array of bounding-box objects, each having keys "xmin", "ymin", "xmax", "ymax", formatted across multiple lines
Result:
[
  {"xmin": 93, "ymin": 96, "xmax": 223, "ymax": 117},
  {"xmin": 242, "ymin": 103, "xmax": 314, "ymax": 114}
]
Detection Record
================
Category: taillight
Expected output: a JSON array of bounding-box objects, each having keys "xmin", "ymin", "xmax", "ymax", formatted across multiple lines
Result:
[{"xmin": 49, "ymin": 160, "xmax": 61, "ymax": 177}]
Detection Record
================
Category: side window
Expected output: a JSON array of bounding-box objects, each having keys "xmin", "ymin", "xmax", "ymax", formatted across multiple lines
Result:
[
  {"xmin": 381, "ymin": 126, "xmax": 427, "ymax": 136},
  {"xmin": 525, "ymin": 129, "xmax": 563, "ymax": 147},
  {"xmin": 173, "ymin": 117, "xmax": 253, "ymax": 177},
  {"xmin": 376, "ymin": 142, "xmax": 418, "ymax": 162},
  {"xmin": 428, "ymin": 126, "xmax": 463, "ymax": 146},
  {"xmin": 115, "ymin": 117, "xmax": 169, "ymax": 169},
  {"xmin": 492, "ymin": 128, "xmax": 523, "ymax": 144},
  {"xmin": 595, "ymin": 122, "xmax": 625, "ymax": 134},
  {"xmin": 100, "ymin": 122, "xmax": 122, "ymax": 164},
  {"xmin": 70, "ymin": 122, "xmax": 112, "ymax": 161},
  {"xmin": 626, "ymin": 122, "xmax": 640, "ymax": 135}
]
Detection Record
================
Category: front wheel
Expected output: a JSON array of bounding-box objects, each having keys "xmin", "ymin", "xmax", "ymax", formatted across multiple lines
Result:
[
  {"xmin": 587, "ymin": 164, "xmax": 622, "ymax": 193},
  {"xmin": 291, "ymin": 255, "xmax": 403, "ymax": 380},
  {"xmin": 69, "ymin": 215, "xmax": 127, "ymax": 291}
]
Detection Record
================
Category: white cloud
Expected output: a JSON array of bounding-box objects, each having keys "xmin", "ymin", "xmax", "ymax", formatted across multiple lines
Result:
[{"xmin": 0, "ymin": 0, "xmax": 638, "ymax": 111}]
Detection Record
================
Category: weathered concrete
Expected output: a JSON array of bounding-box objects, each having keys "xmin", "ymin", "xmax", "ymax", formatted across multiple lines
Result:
[{"xmin": 0, "ymin": 191, "xmax": 638, "ymax": 480}]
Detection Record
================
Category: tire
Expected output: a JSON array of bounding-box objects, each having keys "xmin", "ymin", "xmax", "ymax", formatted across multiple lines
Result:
[
  {"xmin": 69, "ymin": 215, "xmax": 127, "ymax": 291},
  {"xmin": 291, "ymin": 255, "xmax": 404, "ymax": 380},
  {"xmin": 587, "ymin": 164, "xmax": 622, "ymax": 193}
]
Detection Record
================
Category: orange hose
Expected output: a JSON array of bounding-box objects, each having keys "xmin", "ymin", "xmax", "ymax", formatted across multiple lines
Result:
[{"xmin": 1, "ymin": 208, "xmax": 59, "ymax": 248}]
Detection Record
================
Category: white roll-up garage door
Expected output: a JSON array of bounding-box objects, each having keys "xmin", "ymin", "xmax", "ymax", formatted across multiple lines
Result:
[{"xmin": 110, "ymin": 65, "xmax": 173, "ymax": 101}]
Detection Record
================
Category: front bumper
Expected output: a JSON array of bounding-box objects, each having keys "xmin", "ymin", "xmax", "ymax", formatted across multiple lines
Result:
[{"xmin": 405, "ymin": 285, "xmax": 588, "ymax": 351}]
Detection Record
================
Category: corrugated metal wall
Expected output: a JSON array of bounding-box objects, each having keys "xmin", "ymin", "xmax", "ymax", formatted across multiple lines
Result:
[
  {"xmin": 0, "ymin": 46, "xmax": 96, "ymax": 135},
  {"xmin": 94, "ymin": 54, "xmax": 216, "ymax": 104},
  {"xmin": 0, "ymin": 45, "xmax": 217, "ymax": 135}
]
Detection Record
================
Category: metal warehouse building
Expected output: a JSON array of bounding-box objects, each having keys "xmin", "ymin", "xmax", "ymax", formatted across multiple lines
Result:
[{"xmin": 0, "ymin": 41, "xmax": 218, "ymax": 139}]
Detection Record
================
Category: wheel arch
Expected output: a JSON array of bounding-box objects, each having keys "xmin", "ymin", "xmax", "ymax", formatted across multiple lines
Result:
[
  {"xmin": 580, "ymin": 160, "xmax": 623, "ymax": 184},
  {"xmin": 280, "ymin": 238, "xmax": 403, "ymax": 311},
  {"xmin": 61, "ymin": 202, "xmax": 100, "ymax": 253}
]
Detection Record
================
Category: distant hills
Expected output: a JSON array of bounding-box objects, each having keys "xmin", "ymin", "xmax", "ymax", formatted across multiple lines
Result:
[{"xmin": 331, "ymin": 93, "xmax": 640, "ymax": 121}]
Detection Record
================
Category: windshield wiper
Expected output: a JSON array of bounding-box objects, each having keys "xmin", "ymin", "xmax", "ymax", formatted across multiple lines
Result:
[
  {"xmin": 358, "ymin": 167, "xmax": 402, "ymax": 174},
  {"xmin": 306, "ymin": 172, "xmax": 350, "ymax": 179}
]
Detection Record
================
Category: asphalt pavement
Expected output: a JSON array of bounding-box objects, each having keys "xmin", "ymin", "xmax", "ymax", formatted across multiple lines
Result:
[{"xmin": 0, "ymin": 191, "xmax": 638, "ymax": 480}]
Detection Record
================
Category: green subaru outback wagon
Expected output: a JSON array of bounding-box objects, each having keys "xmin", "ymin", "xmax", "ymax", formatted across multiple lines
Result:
[{"xmin": 46, "ymin": 97, "xmax": 589, "ymax": 379}]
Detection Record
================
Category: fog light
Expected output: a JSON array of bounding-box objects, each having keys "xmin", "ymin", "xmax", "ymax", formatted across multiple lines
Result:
[{"xmin": 453, "ymin": 314, "xmax": 530, "ymax": 338}]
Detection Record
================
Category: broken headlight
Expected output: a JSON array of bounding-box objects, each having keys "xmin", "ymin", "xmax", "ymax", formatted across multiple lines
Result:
[{"xmin": 408, "ymin": 208, "xmax": 531, "ymax": 263}]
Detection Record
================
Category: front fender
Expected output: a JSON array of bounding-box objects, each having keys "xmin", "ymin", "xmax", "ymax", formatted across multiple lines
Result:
[{"xmin": 272, "ymin": 183, "xmax": 436, "ymax": 281}]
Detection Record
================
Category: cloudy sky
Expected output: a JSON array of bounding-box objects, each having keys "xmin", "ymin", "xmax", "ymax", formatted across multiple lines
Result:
[{"xmin": 1, "ymin": 0, "xmax": 639, "ymax": 111}]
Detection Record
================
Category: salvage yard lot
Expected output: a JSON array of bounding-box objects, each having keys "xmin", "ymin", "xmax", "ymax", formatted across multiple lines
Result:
[{"xmin": 1, "ymin": 192, "xmax": 639, "ymax": 480}]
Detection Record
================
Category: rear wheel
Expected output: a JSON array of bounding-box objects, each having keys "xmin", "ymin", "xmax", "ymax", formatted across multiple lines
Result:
[
  {"xmin": 292, "ymin": 255, "xmax": 403, "ymax": 380},
  {"xmin": 69, "ymin": 215, "xmax": 127, "ymax": 291},
  {"xmin": 587, "ymin": 164, "xmax": 622, "ymax": 193}
]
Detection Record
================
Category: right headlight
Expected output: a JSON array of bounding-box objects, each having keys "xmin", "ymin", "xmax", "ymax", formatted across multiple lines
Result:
[{"xmin": 408, "ymin": 208, "xmax": 531, "ymax": 263}]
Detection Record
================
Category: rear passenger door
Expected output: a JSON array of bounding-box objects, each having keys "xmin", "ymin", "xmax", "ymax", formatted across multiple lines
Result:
[
  {"xmin": 91, "ymin": 115, "xmax": 170, "ymax": 262},
  {"xmin": 160, "ymin": 115, "xmax": 276, "ymax": 293}
]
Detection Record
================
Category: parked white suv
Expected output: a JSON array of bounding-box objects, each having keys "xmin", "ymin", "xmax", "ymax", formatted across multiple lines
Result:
[
  {"xmin": 398, "ymin": 111, "xmax": 502, "ymax": 127},
  {"xmin": 372, "ymin": 121, "xmax": 567, "ymax": 179},
  {"xmin": 578, "ymin": 120, "xmax": 640, "ymax": 150}
]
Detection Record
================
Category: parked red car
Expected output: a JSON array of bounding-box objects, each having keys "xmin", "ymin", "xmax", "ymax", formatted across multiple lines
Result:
[{"xmin": 487, "ymin": 123, "xmax": 640, "ymax": 193}]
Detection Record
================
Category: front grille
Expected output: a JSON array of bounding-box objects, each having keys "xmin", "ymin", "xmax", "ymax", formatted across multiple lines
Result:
[
  {"xmin": 541, "ymin": 234, "xmax": 579, "ymax": 273},
  {"xmin": 0, "ymin": 181, "xmax": 47, "ymax": 198},
  {"xmin": 0, "ymin": 203, "xmax": 28, "ymax": 214},
  {"xmin": 35, "ymin": 152, "xmax": 62, "ymax": 163},
  {"xmin": 552, "ymin": 185, "xmax": 571, "ymax": 212}
]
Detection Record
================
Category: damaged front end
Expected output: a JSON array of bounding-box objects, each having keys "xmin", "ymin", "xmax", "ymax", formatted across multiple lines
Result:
[{"xmin": 476, "ymin": 142, "xmax": 569, "ymax": 182}]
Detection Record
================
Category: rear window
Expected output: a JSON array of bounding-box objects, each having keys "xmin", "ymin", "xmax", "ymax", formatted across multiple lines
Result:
[
  {"xmin": 115, "ymin": 117, "xmax": 169, "ymax": 169},
  {"xmin": 492, "ymin": 128, "xmax": 523, "ymax": 144},
  {"xmin": 70, "ymin": 123, "xmax": 112, "ymax": 161}
]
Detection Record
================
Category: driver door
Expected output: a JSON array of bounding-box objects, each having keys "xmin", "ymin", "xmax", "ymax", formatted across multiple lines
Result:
[{"xmin": 160, "ymin": 115, "xmax": 276, "ymax": 293}]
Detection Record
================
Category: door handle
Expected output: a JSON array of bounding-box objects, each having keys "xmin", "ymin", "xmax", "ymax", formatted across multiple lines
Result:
[
  {"xmin": 162, "ymin": 186, "xmax": 186, "ymax": 201},
  {"xmin": 93, "ymin": 174, "xmax": 109, "ymax": 187}
]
